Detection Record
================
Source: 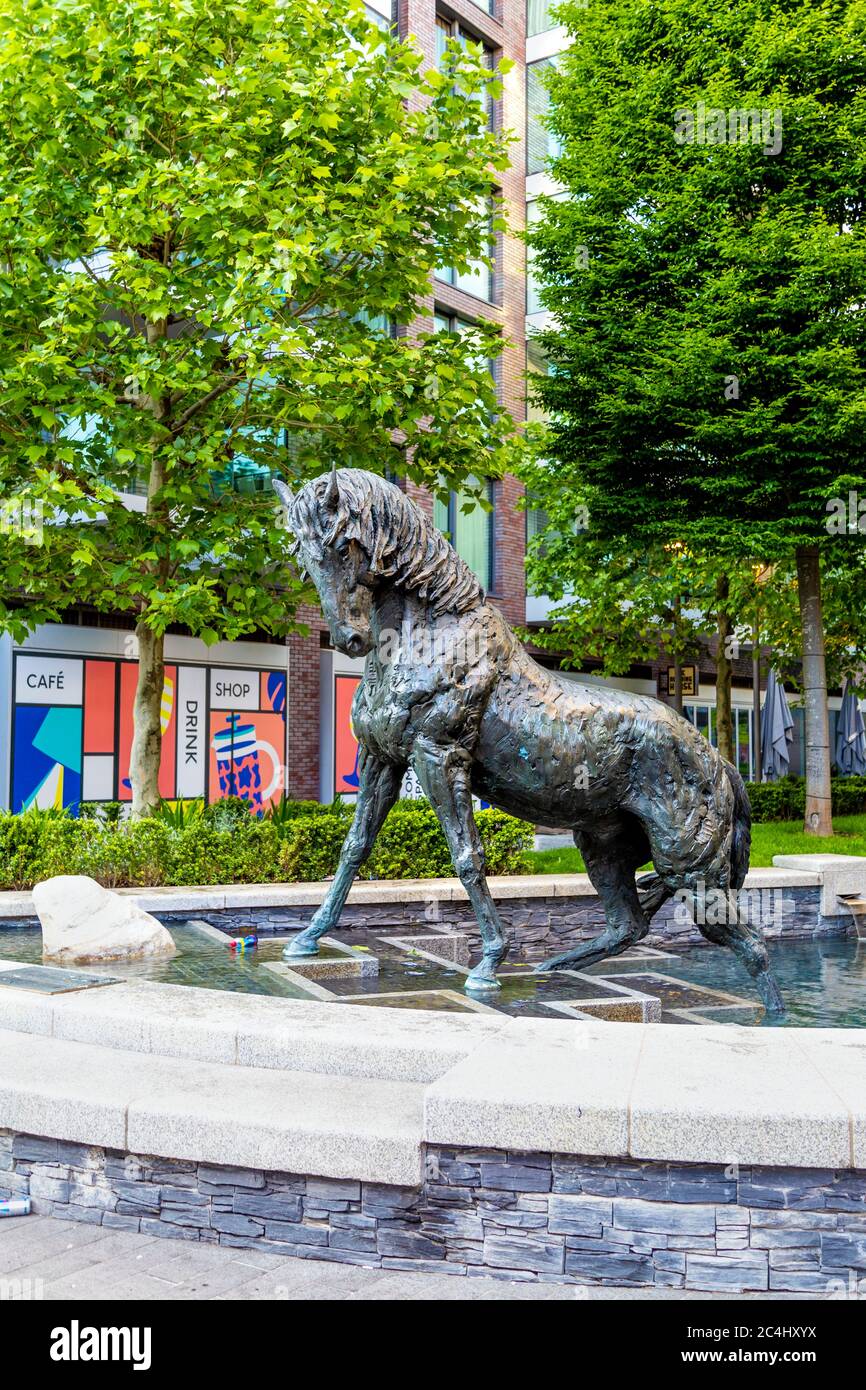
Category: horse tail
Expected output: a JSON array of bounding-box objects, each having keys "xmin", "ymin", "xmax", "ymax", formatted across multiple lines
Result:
[{"xmin": 725, "ymin": 760, "xmax": 751, "ymax": 890}]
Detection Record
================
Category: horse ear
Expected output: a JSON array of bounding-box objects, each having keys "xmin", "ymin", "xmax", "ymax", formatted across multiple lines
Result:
[
  {"xmin": 272, "ymin": 478, "xmax": 294, "ymax": 517},
  {"xmin": 322, "ymin": 463, "xmax": 340, "ymax": 514}
]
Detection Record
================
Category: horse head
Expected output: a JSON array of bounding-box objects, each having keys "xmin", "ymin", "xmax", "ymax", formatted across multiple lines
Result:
[{"xmin": 274, "ymin": 470, "xmax": 376, "ymax": 659}]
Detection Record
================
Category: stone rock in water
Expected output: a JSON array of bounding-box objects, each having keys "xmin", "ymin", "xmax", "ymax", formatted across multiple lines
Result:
[{"xmin": 33, "ymin": 875, "xmax": 176, "ymax": 963}]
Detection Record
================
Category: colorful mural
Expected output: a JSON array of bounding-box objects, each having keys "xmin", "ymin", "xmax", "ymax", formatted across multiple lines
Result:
[
  {"xmin": 334, "ymin": 674, "xmax": 361, "ymax": 793},
  {"xmin": 10, "ymin": 653, "xmax": 287, "ymax": 814}
]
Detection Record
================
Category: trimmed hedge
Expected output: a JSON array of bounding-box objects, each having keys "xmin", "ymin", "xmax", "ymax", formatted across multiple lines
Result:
[
  {"xmin": 0, "ymin": 800, "xmax": 532, "ymax": 891},
  {"xmin": 745, "ymin": 776, "xmax": 866, "ymax": 823}
]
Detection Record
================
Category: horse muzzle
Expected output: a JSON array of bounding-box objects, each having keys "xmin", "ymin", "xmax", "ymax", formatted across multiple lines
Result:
[{"xmin": 334, "ymin": 627, "xmax": 372, "ymax": 659}]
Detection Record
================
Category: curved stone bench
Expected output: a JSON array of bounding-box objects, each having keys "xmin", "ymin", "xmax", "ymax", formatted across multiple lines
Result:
[{"xmin": 0, "ymin": 1028, "xmax": 424, "ymax": 1187}]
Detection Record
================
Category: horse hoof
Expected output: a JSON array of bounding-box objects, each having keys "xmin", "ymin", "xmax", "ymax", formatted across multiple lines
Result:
[
  {"xmin": 759, "ymin": 981, "xmax": 786, "ymax": 1016},
  {"xmin": 464, "ymin": 968, "xmax": 502, "ymax": 993},
  {"xmin": 283, "ymin": 934, "xmax": 319, "ymax": 960}
]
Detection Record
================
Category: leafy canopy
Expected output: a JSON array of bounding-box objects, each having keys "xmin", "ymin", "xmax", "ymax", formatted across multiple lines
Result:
[
  {"xmin": 0, "ymin": 0, "xmax": 520, "ymax": 642},
  {"xmin": 528, "ymin": 0, "xmax": 866, "ymax": 560}
]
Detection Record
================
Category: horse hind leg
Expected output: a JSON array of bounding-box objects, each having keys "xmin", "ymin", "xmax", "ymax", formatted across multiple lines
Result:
[
  {"xmin": 693, "ymin": 892, "xmax": 785, "ymax": 1015},
  {"xmin": 636, "ymin": 871, "xmax": 674, "ymax": 919},
  {"xmin": 537, "ymin": 819, "xmax": 651, "ymax": 973}
]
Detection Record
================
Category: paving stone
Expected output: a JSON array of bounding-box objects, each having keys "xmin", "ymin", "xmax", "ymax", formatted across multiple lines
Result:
[
  {"xmin": 264, "ymin": 1221, "xmax": 328, "ymax": 1247},
  {"xmin": 328, "ymin": 1227, "xmax": 377, "ymax": 1253},
  {"xmin": 198, "ymin": 1166, "xmax": 266, "ymax": 1190},
  {"xmin": 150, "ymin": 1206, "xmax": 208, "ymax": 1231},
  {"xmin": 612, "ymin": 1198, "xmax": 716, "ymax": 1236},
  {"xmin": 306, "ymin": 1177, "xmax": 361, "ymax": 1203},
  {"xmin": 750, "ymin": 1228, "xmax": 821, "ymax": 1249},
  {"xmin": 211, "ymin": 1213, "xmax": 262, "ymax": 1238}
]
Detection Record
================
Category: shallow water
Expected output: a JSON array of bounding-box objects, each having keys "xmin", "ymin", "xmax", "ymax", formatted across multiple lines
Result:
[
  {"xmin": 666, "ymin": 937, "xmax": 866, "ymax": 1029},
  {"xmin": 0, "ymin": 923, "xmax": 309, "ymax": 999},
  {"xmin": 1, "ymin": 921, "xmax": 863, "ymax": 1027}
]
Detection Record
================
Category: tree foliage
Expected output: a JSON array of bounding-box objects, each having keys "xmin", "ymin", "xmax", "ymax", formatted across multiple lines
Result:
[
  {"xmin": 526, "ymin": 0, "xmax": 866, "ymax": 830},
  {"xmin": 0, "ymin": 0, "xmax": 519, "ymax": 644}
]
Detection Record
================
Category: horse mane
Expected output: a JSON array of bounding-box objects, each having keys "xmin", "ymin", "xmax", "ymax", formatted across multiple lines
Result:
[{"xmin": 288, "ymin": 469, "xmax": 485, "ymax": 616}]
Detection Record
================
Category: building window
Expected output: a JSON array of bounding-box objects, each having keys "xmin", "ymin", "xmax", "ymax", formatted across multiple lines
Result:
[
  {"xmin": 435, "ymin": 15, "xmax": 495, "ymax": 128},
  {"xmin": 434, "ymin": 478, "xmax": 494, "ymax": 590},
  {"xmin": 525, "ymin": 495, "xmax": 551, "ymax": 554},
  {"xmin": 434, "ymin": 310, "xmax": 497, "ymax": 387},
  {"xmin": 437, "ymin": 197, "xmax": 496, "ymax": 303},
  {"xmin": 363, "ymin": 1, "xmax": 392, "ymax": 29},
  {"xmin": 527, "ymin": 0, "xmax": 557, "ymax": 37},
  {"xmin": 526, "ymin": 337, "xmax": 550, "ymax": 423},
  {"xmin": 527, "ymin": 58, "xmax": 562, "ymax": 175},
  {"xmin": 685, "ymin": 703, "xmax": 755, "ymax": 780},
  {"xmin": 526, "ymin": 199, "xmax": 543, "ymax": 314}
]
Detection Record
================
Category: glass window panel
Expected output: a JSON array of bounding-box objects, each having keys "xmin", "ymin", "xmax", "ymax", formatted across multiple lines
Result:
[
  {"xmin": 526, "ymin": 338, "xmax": 550, "ymax": 424},
  {"xmin": 435, "ymin": 16, "xmax": 450, "ymax": 68},
  {"xmin": 437, "ymin": 199, "xmax": 493, "ymax": 302},
  {"xmin": 455, "ymin": 478, "xmax": 491, "ymax": 588},
  {"xmin": 527, "ymin": 0, "xmax": 556, "ymax": 36},
  {"xmin": 527, "ymin": 59, "xmax": 561, "ymax": 176},
  {"xmin": 434, "ymin": 479, "xmax": 492, "ymax": 588},
  {"xmin": 363, "ymin": 3, "xmax": 390, "ymax": 30},
  {"xmin": 526, "ymin": 200, "xmax": 543, "ymax": 314}
]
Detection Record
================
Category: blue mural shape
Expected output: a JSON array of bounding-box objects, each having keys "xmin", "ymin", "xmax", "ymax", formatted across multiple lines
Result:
[
  {"xmin": 13, "ymin": 705, "xmax": 82, "ymax": 813},
  {"xmin": 266, "ymin": 671, "xmax": 286, "ymax": 714}
]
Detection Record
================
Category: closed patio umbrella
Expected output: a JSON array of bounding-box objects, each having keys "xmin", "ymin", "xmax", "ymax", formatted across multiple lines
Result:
[
  {"xmin": 834, "ymin": 680, "xmax": 866, "ymax": 775},
  {"xmin": 760, "ymin": 668, "xmax": 794, "ymax": 781}
]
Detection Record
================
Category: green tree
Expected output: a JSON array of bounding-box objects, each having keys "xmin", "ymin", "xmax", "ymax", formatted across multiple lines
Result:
[
  {"xmin": 528, "ymin": 0, "xmax": 866, "ymax": 833},
  {"xmin": 0, "ymin": 0, "xmax": 519, "ymax": 814}
]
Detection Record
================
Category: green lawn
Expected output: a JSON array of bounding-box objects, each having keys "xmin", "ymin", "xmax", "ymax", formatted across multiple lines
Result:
[{"xmin": 525, "ymin": 815, "xmax": 866, "ymax": 874}]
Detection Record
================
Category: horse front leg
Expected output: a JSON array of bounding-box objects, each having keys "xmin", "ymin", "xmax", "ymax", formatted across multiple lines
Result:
[
  {"xmin": 283, "ymin": 750, "xmax": 402, "ymax": 960},
  {"xmin": 411, "ymin": 737, "xmax": 508, "ymax": 991}
]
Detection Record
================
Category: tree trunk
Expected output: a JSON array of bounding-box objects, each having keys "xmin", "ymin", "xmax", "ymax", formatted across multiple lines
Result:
[
  {"xmin": 715, "ymin": 575, "xmax": 735, "ymax": 764},
  {"xmin": 796, "ymin": 544, "xmax": 833, "ymax": 836},
  {"xmin": 129, "ymin": 314, "xmax": 170, "ymax": 819},
  {"xmin": 130, "ymin": 621, "xmax": 164, "ymax": 818}
]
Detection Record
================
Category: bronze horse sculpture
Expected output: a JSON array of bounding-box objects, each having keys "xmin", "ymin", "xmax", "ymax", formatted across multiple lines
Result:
[{"xmin": 274, "ymin": 469, "xmax": 783, "ymax": 1013}]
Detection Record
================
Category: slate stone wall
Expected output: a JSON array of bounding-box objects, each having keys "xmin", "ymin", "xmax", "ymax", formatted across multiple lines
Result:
[
  {"xmin": 151, "ymin": 883, "xmax": 848, "ymax": 958},
  {"xmin": 4, "ymin": 1131, "xmax": 865, "ymax": 1293}
]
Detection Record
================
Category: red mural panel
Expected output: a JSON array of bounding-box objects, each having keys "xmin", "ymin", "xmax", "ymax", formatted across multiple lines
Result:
[
  {"xmin": 334, "ymin": 674, "xmax": 361, "ymax": 794},
  {"xmin": 118, "ymin": 662, "xmax": 177, "ymax": 801},
  {"xmin": 83, "ymin": 660, "xmax": 116, "ymax": 754}
]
